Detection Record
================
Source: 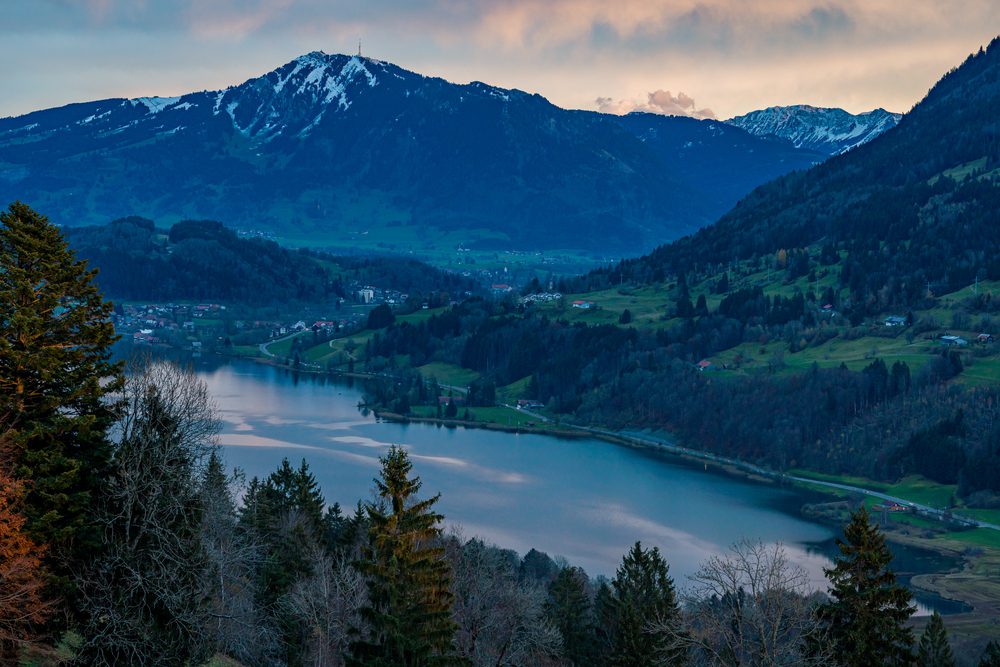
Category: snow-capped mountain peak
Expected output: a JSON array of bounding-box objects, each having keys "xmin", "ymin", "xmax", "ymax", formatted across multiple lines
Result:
[{"xmin": 725, "ymin": 105, "xmax": 901, "ymax": 155}]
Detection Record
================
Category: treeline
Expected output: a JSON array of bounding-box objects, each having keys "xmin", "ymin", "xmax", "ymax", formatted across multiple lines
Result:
[{"xmin": 64, "ymin": 216, "xmax": 475, "ymax": 304}]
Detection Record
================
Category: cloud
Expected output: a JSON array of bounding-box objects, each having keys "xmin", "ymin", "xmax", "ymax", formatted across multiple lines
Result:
[{"xmin": 596, "ymin": 89, "xmax": 716, "ymax": 119}]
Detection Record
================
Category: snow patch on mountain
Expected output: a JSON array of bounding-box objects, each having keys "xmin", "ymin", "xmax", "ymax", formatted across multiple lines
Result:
[
  {"xmin": 726, "ymin": 105, "xmax": 901, "ymax": 155},
  {"xmin": 133, "ymin": 96, "xmax": 182, "ymax": 114}
]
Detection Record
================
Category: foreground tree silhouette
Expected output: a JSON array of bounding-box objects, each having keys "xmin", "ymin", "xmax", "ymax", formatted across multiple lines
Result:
[
  {"xmin": 0, "ymin": 201, "xmax": 119, "ymax": 607},
  {"xmin": 815, "ymin": 507, "xmax": 915, "ymax": 667},
  {"xmin": 917, "ymin": 611, "xmax": 955, "ymax": 667},
  {"xmin": 348, "ymin": 446, "xmax": 461, "ymax": 666}
]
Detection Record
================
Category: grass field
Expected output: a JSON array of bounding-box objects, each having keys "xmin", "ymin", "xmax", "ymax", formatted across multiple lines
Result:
[
  {"xmin": 416, "ymin": 362, "xmax": 480, "ymax": 387},
  {"xmin": 409, "ymin": 404, "xmax": 546, "ymax": 428},
  {"xmin": 498, "ymin": 376, "xmax": 533, "ymax": 404}
]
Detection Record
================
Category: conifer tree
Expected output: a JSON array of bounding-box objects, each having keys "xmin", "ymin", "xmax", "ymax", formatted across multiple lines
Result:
[
  {"xmin": 816, "ymin": 507, "xmax": 915, "ymax": 667},
  {"xmin": 545, "ymin": 566, "xmax": 595, "ymax": 666},
  {"xmin": 241, "ymin": 458, "xmax": 330, "ymax": 664},
  {"xmin": 0, "ymin": 201, "xmax": 120, "ymax": 607},
  {"xmin": 917, "ymin": 611, "xmax": 955, "ymax": 667},
  {"xmin": 348, "ymin": 446, "xmax": 461, "ymax": 666},
  {"xmin": 605, "ymin": 541, "xmax": 686, "ymax": 666}
]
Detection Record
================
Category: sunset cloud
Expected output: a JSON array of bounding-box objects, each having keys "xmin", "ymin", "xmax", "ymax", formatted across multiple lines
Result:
[{"xmin": 596, "ymin": 90, "xmax": 716, "ymax": 119}]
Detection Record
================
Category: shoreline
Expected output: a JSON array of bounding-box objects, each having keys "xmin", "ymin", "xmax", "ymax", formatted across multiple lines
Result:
[{"xmin": 194, "ymin": 351, "xmax": 996, "ymax": 631}]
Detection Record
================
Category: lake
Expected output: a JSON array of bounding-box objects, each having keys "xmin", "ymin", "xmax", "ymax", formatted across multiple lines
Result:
[{"xmin": 135, "ymin": 350, "xmax": 965, "ymax": 611}]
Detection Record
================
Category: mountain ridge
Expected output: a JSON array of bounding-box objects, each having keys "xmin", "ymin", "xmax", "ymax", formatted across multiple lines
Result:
[
  {"xmin": 726, "ymin": 104, "xmax": 901, "ymax": 155},
  {"xmin": 0, "ymin": 52, "xmax": 824, "ymax": 255}
]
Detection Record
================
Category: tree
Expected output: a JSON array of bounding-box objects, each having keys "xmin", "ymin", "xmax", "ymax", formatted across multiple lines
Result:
[
  {"xmin": 0, "ymin": 201, "xmax": 120, "ymax": 602},
  {"xmin": 76, "ymin": 361, "xmax": 217, "ymax": 665},
  {"xmin": 449, "ymin": 537, "xmax": 560, "ymax": 666},
  {"xmin": 815, "ymin": 507, "xmax": 915, "ymax": 667},
  {"xmin": 917, "ymin": 612, "xmax": 955, "ymax": 667},
  {"xmin": 979, "ymin": 641, "xmax": 1000, "ymax": 667},
  {"xmin": 603, "ymin": 541, "xmax": 686, "ymax": 666},
  {"xmin": 348, "ymin": 446, "xmax": 461, "ymax": 666},
  {"xmin": 200, "ymin": 452, "xmax": 272, "ymax": 663},
  {"xmin": 367, "ymin": 304, "xmax": 396, "ymax": 330},
  {"xmin": 0, "ymin": 446, "xmax": 53, "ymax": 661},
  {"xmin": 240, "ymin": 458, "xmax": 331, "ymax": 664},
  {"xmin": 619, "ymin": 309, "xmax": 633, "ymax": 324},
  {"xmin": 545, "ymin": 566, "xmax": 595, "ymax": 666},
  {"xmin": 684, "ymin": 539, "xmax": 827, "ymax": 667}
]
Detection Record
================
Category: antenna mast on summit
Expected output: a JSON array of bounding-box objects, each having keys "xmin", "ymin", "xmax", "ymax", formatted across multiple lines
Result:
[{"xmin": 358, "ymin": 40, "xmax": 362, "ymax": 57}]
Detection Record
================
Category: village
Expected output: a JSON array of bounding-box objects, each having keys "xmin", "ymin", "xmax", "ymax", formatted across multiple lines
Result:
[{"xmin": 116, "ymin": 281, "xmax": 420, "ymax": 355}]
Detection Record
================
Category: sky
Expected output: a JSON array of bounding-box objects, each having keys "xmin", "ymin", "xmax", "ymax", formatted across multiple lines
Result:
[{"xmin": 2, "ymin": 1, "xmax": 999, "ymax": 120}]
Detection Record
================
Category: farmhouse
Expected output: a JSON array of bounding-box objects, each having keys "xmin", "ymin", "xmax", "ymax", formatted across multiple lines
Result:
[
  {"xmin": 940, "ymin": 335, "xmax": 969, "ymax": 347},
  {"xmin": 883, "ymin": 315, "xmax": 907, "ymax": 327},
  {"xmin": 572, "ymin": 300, "xmax": 595, "ymax": 309}
]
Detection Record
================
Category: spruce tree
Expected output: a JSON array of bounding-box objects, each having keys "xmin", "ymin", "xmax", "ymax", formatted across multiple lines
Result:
[
  {"xmin": 605, "ymin": 541, "xmax": 686, "ymax": 667},
  {"xmin": 917, "ymin": 611, "xmax": 955, "ymax": 667},
  {"xmin": 0, "ymin": 202, "xmax": 120, "ymax": 602},
  {"xmin": 545, "ymin": 566, "xmax": 595, "ymax": 666},
  {"xmin": 816, "ymin": 507, "xmax": 916, "ymax": 667},
  {"xmin": 348, "ymin": 446, "xmax": 460, "ymax": 666}
]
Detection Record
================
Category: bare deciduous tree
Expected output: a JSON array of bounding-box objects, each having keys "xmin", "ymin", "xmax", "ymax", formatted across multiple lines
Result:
[
  {"xmin": 284, "ymin": 545, "xmax": 367, "ymax": 667},
  {"xmin": 200, "ymin": 457, "xmax": 278, "ymax": 663},
  {"xmin": 75, "ymin": 359, "xmax": 219, "ymax": 665},
  {"xmin": 679, "ymin": 539, "xmax": 833, "ymax": 667},
  {"xmin": 447, "ymin": 535, "xmax": 564, "ymax": 666}
]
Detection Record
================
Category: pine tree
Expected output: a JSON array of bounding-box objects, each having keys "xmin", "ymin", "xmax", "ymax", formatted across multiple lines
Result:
[
  {"xmin": 917, "ymin": 611, "xmax": 955, "ymax": 667},
  {"xmin": 348, "ymin": 446, "xmax": 461, "ymax": 666},
  {"xmin": 545, "ymin": 566, "xmax": 595, "ymax": 666},
  {"xmin": 0, "ymin": 201, "xmax": 120, "ymax": 606},
  {"xmin": 816, "ymin": 507, "xmax": 916, "ymax": 667},
  {"xmin": 605, "ymin": 541, "xmax": 686, "ymax": 666},
  {"xmin": 979, "ymin": 641, "xmax": 1000, "ymax": 667}
]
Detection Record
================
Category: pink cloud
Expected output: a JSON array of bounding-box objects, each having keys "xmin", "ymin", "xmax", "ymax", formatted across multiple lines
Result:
[{"xmin": 596, "ymin": 89, "xmax": 716, "ymax": 119}]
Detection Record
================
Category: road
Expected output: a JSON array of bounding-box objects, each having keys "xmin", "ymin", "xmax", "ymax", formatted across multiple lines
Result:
[{"xmin": 532, "ymin": 420, "xmax": 1000, "ymax": 532}]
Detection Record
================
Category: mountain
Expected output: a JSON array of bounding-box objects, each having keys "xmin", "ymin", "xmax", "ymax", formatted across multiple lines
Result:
[
  {"xmin": 0, "ymin": 52, "xmax": 823, "ymax": 255},
  {"xmin": 591, "ymin": 38, "xmax": 1000, "ymax": 311},
  {"xmin": 727, "ymin": 105, "xmax": 901, "ymax": 155}
]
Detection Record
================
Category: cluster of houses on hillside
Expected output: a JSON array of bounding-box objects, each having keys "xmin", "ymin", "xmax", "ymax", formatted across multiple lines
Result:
[
  {"xmin": 519, "ymin": 292, "xmax": 562, "ymax": 305},
  {"xmin": 115, "ymin": 301, "xmax": 369, "ymax": 349},
  {"xmin": 354, "ymin": 285, "xmax": 409, "ymax": 306}
]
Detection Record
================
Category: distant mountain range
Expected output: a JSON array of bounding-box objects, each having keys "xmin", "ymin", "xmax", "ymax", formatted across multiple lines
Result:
[
  {"xmin": 727, "ymin": 105, "xmax": 901, "ymax": 155},
  {"xmin": 0, "ymin": 52, "xmax": 828, "ymax": 255}
]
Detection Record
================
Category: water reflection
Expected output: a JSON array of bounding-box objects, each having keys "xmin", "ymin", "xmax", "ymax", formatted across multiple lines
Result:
[{"xmin": 125, "ymin": 348, "xmax": 968, "ymax": 613}]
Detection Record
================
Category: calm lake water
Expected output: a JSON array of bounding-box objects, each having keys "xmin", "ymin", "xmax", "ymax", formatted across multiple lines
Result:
[{"xmin": 130, "ymin": 349, "xmax": 965, "ymax": 612}]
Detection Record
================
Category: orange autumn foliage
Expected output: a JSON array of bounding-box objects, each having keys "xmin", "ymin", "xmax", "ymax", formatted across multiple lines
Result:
[{"xmin": 0, "ymin": 468, "xmax": 53, "ymax": 656}]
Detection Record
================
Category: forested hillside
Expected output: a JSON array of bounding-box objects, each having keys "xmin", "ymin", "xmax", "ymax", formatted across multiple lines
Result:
[
  {"xmin": 585, "ymin": 37, "xmax": 1000, "ymax": 315},
  {"xmin": 64, "ymin": 216, "xmax": 475, "ymax": 304}
]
